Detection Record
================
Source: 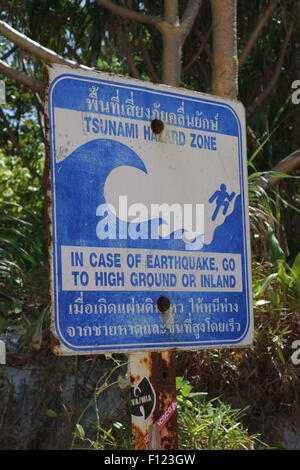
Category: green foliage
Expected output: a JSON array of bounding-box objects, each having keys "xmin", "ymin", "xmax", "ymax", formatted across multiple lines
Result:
[
  {"xmin": 176, "ymin": 377, "xmax": 262, "ymax": 450},
  {"xmin": 71, "ymin": 355, "xmax": 131, "ymax": 450},
  {"xmin": 252, "ymin": 246, "xmax": 300, "ymax": 308},
  {"xmin": 73, "ymin": 420, "xmax": 130, "ymax": 450},
  {"xmin": 72, "ymin": 372, "xmax": 264, "ymax": 451},
  {"xmin": 0, "ymin": 198, "xmax": 48, "ymax": 345},
  {"xmin": 0, "ymin": 200, "xmax": 47, "ymax": 288}
]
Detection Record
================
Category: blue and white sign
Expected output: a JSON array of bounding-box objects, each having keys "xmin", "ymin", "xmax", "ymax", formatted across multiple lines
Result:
[{"xmin": 46, "ymin": 64, "xmax": 253, "ymax": 355}]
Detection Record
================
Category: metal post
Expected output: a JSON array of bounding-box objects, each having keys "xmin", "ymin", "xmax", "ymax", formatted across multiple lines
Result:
[
  {"xmin": 129, "ymin": 121, "xmax": 178, "ymax": 450},
  {"xmin": 0, "ymin": 340, "xmax": 6, "ymax": 364},
  {"xmin": 129, "ymin": 350, "xmax": 178, "ymax": 450}
]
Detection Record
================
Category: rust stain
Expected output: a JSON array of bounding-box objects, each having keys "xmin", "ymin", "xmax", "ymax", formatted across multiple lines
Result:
[
  {"xmin": 44, "ymin": 65, "xmax": 61, "ymax": 356},
  {"xmin": 50, "ymin": 331, "xmax": 61, "ymax": 355},
  {"xmin": 129, "ymin": 351, "xmax": 177, "ymax": 449},
  {"xmin": 160, "ymin": 405, "xmax": 178, "ymax": 450},
  {"xmin": 139, "ymin": 355, "xmax": 151, "ymax": 367},
  {"xmin": 130, "ymin": 374, "xmax": 141, "ymax": 387},
  {"xmin": 148, "ymin": 351, "xmax": 177, "ymax": 450}
]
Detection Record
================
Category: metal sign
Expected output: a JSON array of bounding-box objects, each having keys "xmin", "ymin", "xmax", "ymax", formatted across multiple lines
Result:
[{"xmin": 45, "ymin": 64, "xmax": 253, "ymax": 355}]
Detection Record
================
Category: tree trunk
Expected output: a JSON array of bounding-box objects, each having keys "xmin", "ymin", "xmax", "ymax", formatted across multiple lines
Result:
[
  {"xmin": 161, "ymin": 26, "xmax": 183, "ymax": 87},
  {"xmin": 160, "ymin": 0, "xmax": 182, "ymax": 87},
  {"xmin": 159, "ymin": 0, "xmax": 203, "ymax": 87},
  {"xmin": 210, "ymin": 0, "xmax": 238, "ymax": 99}
]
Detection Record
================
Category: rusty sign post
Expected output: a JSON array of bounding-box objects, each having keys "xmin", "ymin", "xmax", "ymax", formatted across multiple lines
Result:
[
  {"xmin": 45, "ymin": 64, "xmax": 253, "ymax": 451},
  {"xmin": 130, "ymin": 351, "xmax": 177, "ymax": 450}
]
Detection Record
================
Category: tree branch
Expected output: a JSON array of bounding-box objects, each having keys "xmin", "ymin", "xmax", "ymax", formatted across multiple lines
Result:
[
  {"xmin": 138, "ymin": 35, "xmax": 160, "ymax": 83},
  {"xmin": 239, "ymin": 0, "xmax": 280, "ymax": 69},
  {"xmin": 246, "ymin": 125, "xmax": 264, "ymax": 160},
  {"xmin": 117, "ymin": 23, "xmax": 141, "ymax": 80},
  {"xmin": 194, "ymin": 27, "xmax": 211, "ymax": 59},
  {"xmin": 181, "ymin": 0, "xmax": 203, "ymax": 35},
  {"xmin": 95, "ymin": 0, "xmax": 161, "ymax": 26},
  {"xmin": 0, "ymin": 45, "xmax": 17, "ymax": 61},
  {"xmin": 272, "ymin": 149, "xmax": 300, "ymax": 176},
  {"xmin": 247, "ymin": 17, "xmax": 294, "ymax": 117},
  {"xmin": 61, "ymin": 37, "xmax": 82, "ymax": 65},
  {"xmin": 163, "ymin": 0, "xmax": 179, "ymax": 25},
  {"xmin": 0, "ymin": 20, "xmax": 91, "ymax": 70},
  {"xmin": 0, "ymin": 59, "xmax": 43, "ymax": 93},
  {"xmin": 182, "ymin": 26, "xmax": 211, "ymax": 75},
  {"xmin": 256, "ymin": 148, "xmax": 300, "ymax": 191}
]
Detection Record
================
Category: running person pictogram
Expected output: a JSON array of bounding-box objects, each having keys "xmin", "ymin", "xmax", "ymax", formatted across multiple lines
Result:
[{"xmin": 209, "ymin": 184, "xmax": 235, "ymax": 221}]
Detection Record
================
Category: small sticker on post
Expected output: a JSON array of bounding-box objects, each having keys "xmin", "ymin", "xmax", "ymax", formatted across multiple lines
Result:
[
  {"xmin": 131, "ymin": 376, "xmax": 156, "ymax": 420},
  {"xmin": 143, "ymin": 398, "xmax": 177, "ymax": 445}
]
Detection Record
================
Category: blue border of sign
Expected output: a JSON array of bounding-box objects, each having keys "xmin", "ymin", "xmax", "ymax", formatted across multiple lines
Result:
[{"xmin": 48, "ymin": 71, "xmax": 252, "ymax": 353}]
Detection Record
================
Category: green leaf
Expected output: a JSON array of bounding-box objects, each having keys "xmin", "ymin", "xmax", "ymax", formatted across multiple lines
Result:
[
  {"xmin": 181, "ymin": 384, "xmax": 192, "ymax": 397},
  {"xmin": 254, "ymin": 299, "xmax": 270, "ymax": 306},
  {"xmin": 253, "ymin": 273, "xmax": 278, "ymax": 299},
  {"xmin": 271, "ymin": 291, "xmax": 280, "ymax": 308},
  {"xmin": 76, "ymin": 423, "xmax": 85, "ymax": 439},
  {"xmin": 113, "ymin": 421, "xmax": 125, "ymax": 430},
  {"xmin": 46, "ymin": 409, "xmax": 57, "ymax": 418},
  {"xmin": 277, "ymin": 349, "xmax": 285, "ymax": 364},
  {"xmin": 268, "ymin": 229, "xmax": 286, "ymax": 265},
  {"xmin": 189, "ymin": 392, "xmax": 208, "ymax": 399},
  {"xmin": 185, "ymin": 399, "xmax": 193, "ymax": 408},
  {"xmin": 249, "ymin": 126, "xmax": 278, "ymax": 163},
  {"xmin": 176, "ymin": 376, "xmax": 184, "ymax": 389},
  {"xmin": 291, "ymin": 252, "xmax": 300, "ymax": 278}
]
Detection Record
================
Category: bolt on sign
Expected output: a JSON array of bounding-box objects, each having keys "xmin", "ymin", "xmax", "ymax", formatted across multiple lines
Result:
[{"xmin": 45, "ymin": 64, "xmax": 253, "ymax": 355}]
